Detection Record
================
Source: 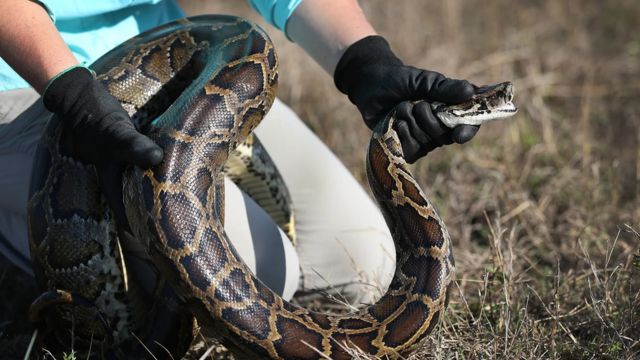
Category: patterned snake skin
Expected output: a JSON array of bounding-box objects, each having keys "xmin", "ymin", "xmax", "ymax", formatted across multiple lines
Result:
[{"xmin": 28, "ymin": 15, "xmax": 516, "ymax": 359}]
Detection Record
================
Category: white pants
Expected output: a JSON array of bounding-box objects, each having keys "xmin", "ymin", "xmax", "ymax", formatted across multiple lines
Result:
[{"xmin": 0, "ymin": 88, "xmax": 395, "ymax": 304}]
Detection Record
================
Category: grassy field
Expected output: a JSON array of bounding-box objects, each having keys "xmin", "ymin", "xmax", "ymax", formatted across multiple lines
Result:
[{"xmin": 2, "ymin": 0, "xmax": 639, "ymax": 359}]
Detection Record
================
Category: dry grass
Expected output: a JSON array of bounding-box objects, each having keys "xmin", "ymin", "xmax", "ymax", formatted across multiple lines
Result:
[{"xmin": 2, "ymin": 0, "xmax": 639, "ymax": 359}]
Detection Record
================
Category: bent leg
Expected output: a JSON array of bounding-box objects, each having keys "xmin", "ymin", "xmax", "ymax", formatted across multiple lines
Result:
[
  {"xmin": 255, "ymin": 99, "xmax": 395, "ymax": 305},
  {"xmin": 223, "ymin": 177, "xmax": 300, "ymax": 300},
  {"xmin": 0, "ymin": 88, "xmax": 48, "ymax": 275}
]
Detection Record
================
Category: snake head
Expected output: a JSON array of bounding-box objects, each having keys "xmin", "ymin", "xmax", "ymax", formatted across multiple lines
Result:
[{"xmin": 433, "ymin": 81, "xmax": 518, "ymax": 128}]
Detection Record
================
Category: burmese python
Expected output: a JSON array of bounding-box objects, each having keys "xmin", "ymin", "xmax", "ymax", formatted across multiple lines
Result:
[{"xmin": 28, "ymin": 15, "xmax": 516, "ymax": 359}]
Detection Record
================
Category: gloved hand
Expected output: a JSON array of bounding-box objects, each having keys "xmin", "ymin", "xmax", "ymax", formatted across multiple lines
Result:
[
  {"xmin": 334, "ymin": 35, "xmax": 479, "ymax": 163},
  {"xmin": 43, "ymin": 66, "xmax": 164, "ymax": 225}
]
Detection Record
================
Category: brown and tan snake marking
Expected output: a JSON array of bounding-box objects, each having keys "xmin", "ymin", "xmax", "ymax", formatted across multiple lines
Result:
[{"xmin": 28, "ymin": 15, "xmax": 516, "ymax": 359}]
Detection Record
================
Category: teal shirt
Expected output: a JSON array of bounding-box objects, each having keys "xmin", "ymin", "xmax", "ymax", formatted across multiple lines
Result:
[{"xmin": 0, "ymin": 0, "xmax": 302, "ymax": 91}]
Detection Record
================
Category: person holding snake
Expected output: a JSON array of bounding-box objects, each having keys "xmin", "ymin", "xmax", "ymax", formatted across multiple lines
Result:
[{"xmin": 0, "ymin": 0, "xmax": 478, "ymax": 320}]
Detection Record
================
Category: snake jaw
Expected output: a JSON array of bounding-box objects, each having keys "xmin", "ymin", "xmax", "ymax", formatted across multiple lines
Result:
[
  {"xmin": 433, "ymin": 81, "xmax": 518, "ymax": 128},
  {"xmin": 438, "ymin": 101, "xmax": 518, "ymax": 127}
]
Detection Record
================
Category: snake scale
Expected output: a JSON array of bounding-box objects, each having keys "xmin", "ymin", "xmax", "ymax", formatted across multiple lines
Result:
[{"xmin": 27, "ymin": 15, "xmax": 516, "ymax": 359}]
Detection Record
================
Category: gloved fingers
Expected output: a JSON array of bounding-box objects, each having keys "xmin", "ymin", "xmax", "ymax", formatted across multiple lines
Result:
[
  {"xmin": 392, "ymin": 102, "xmax": 482, "ymax": 163},
  {"xmin": 395, "ymin": 102, "xmax": 431, "ymax": 143},
  {"xmin": 395, "ymin": 120, "xmax": 422, "ymax": 164},
  {"xmin": 104, "ymin": 113, "xmax": 164, "ymax": 169},
  {"xmin": 395, "ymin": 101, "xmax": 446, "ymax": 163},
  {"xmin": 452, "ymin": 124, "xmax": 480, "ymax": 144},
  {"xmin": 96, "ymin": 162, "xmax": 130, "ymax": 231},
  {"xmin": 413, "ymin": 69, "xmax": 475, "ymax": 104},
  {"xmin": 412, "ymin": 101, "xmax": 453, "ymax": 146},
  {"xmin": 395, "ymin": 102, "xmax": 428, "ymax": 164}
]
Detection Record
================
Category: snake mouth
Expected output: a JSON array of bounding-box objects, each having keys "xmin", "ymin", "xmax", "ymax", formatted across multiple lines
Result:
[
  {"xmin": 435, "ymin": 81, "xmax": 518, "ymax": 127},
  {"xmin": 439, "ymin": 103, "xmax": 518, "ymax": 127},
  {"xmin": 494, "ymin": 101, "xmax": 518, "ymax": 115}
]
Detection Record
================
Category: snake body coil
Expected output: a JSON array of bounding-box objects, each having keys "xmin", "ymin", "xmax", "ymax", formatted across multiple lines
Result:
[{"xmin": 28, "ymin": 16, "xmax": 515, "ymax": 359}]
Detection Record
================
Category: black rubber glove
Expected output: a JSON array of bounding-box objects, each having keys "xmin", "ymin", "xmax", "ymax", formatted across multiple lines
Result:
[
  {"xmin": 334, "ymin": 35, "xmax": 479, "ymax": 163},
  {"xmin": 43, "ymin": 66, "xmax": 164, "ymax": 225}
]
